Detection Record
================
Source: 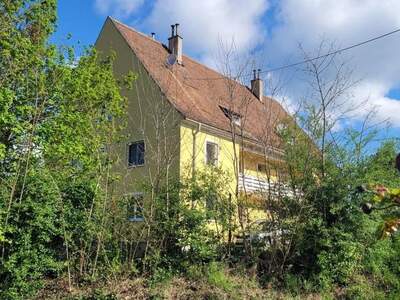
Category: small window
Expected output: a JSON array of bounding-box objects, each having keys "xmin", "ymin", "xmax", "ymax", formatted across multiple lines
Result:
[
  {"xmin": 257, "ymin": 163, "xmax": 267, "ymax": 173},
  {"xmin": 128, "ymin": 141, "xmax": 145, "ymax": 167},
  {"xmin": 220, "ymin": 106, "xmax": 242, "ymax": 126},
  {"xmin": 206, "ymin": 141, "xmax": 219, "ymax": 166},
  {"xmin": 127, "ymin": 193, "xmax": 144, "ymax": 222},
  {"xmin": 232, "ymin": 114, "xmax": 241, "ymax": 126}
]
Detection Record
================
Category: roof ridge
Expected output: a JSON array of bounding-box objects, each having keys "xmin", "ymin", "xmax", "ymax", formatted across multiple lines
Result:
[{"xmin": 109, "ymin": 18, "xmax": 244, "ymax": 85}]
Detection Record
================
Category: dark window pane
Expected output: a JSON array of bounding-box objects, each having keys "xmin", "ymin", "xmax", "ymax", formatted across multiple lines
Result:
[
  {"xmin": 137, "ymin": 142, "xmax": 145, "ymax": 165},
  {"xmin": 128, "ymin": 141, "xmax": 145, "ymax": 166},
  {"xmin": 128, "ymin": 144, "xmax": 135, "ymax": 166}
]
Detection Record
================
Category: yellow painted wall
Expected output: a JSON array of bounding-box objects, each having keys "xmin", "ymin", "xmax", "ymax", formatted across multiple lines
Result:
[
  {"xmin": 179, "ymin": 122, "xmax": 238, "ymax": 196},
  {"xmin": 180, "ymin": 122, "xmax": 271, "ymax": 225}
]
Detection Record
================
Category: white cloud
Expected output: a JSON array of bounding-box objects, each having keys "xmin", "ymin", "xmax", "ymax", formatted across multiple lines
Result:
[
  {"xmin": 265, "ymin": 0, "xmax": 400, "ymax": 127},
  {"xmin": 144, "ymin": 0, "xmax": 269, "ymax": 64},
  {"xmin": 94, "ymin": 0, "xmax": 144, "ymax": 19},
  {"xmin": 351, "ymin": 82, "xmax": 400, "ymax": 126}
]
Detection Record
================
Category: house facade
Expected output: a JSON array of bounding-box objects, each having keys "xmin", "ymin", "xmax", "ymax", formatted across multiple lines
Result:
[{"xmin": 95, "ymin": 17, "xmax": 291, "ymax": 222}]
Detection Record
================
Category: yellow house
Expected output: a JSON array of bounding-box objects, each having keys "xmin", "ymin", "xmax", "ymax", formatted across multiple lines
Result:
[{"xmin": 95, "ymin": 17, "xmax": 291, "ymax": 224}]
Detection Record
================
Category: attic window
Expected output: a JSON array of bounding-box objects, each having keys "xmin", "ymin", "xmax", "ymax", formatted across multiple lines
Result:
[
  {"xmin": 232, "ymin": 114, "xmax": 241, "ymax": 126},
  {"xmin": 220, "ymin": 106, "xmax": 242, "ymax": 126}
]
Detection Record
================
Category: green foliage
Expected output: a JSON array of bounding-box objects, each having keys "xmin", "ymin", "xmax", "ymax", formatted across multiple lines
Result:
[
  {"xmin": 0, "ymin": 169, "xmax": 62, "ymax": 299},
  {"xmin": 0, "ymin": 1, "xmax": 130, "ymax": 298},
  {"xmin": 317, "ymin": 229, "xmax": 363, "ymax": 286},
  {"xmin": 1, "ymin": 2, "xmax": 399, "ymax": 299},
  {"xmin": 364, "ymin": 236, "xmax": 400, "ymax": 293},
  {"xmin": 144, "ymin": 179, "xmax": 222, "ymax": 272},
  {"xmin": 270, "ymin": 106, "xmax": 400, "ymax": 296},
  {"xmin": 206, "ymin": 261, "xmax": 235, "ymax": 292},
  {"xmin": 150, "ymin": 267, "xmax": 174, "ymax": 287},
  {"xmin": 362, "ymin": 141, "xmax": 400, "ymax": 186}
]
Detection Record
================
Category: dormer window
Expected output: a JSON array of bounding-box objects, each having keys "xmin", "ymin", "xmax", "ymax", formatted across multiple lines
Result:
[
  {"xmin": 220, "ymin": 106, "xmax": 242, "ymax": 126},
  {"xmin": 232, "ymin": 114, "xmax": 241, "ymax": 126}
]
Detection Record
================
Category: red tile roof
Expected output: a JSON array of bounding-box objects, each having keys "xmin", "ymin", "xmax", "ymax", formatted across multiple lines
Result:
[{"xmin": 110, "ymin": 18, "xmax": 290, "ymax": 147}]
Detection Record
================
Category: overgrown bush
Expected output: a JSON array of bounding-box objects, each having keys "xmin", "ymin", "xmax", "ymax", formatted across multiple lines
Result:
[
  {"xmin": 0, "ymin": 170, "xmax": 63, "ymax": 299},
  {"xmin": 141, "ymin": 167, "xmax": 232, "ymax": 273}
]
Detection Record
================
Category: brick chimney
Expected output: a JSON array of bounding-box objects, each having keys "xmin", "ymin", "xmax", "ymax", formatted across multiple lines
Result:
[
  {"xmin": 251, "ymin": 69, "xmax": 263, "ymax": 100},
  {"xmin": 168, "ymin": 23, "xmax": 183, "ymax": 64}
]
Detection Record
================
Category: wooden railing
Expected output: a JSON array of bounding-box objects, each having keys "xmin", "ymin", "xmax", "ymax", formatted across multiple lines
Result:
[{"xmin": 238, "ymin": 173, "xmax": 299, "ymax": 198}]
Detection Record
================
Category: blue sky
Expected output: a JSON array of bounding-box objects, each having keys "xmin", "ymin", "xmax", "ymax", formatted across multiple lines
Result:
[
  {"xmin": 51, "ymin": 1, "xmax": 104, "ymax": 50},
  {"xmin": 53, "ymin": 0, "xmax": 400, "ymax": 142}
]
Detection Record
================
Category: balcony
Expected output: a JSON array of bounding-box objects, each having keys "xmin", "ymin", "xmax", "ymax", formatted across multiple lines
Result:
[{"xmin": 238, "ymin": 173, "xmax": 298, "ymax": 198}]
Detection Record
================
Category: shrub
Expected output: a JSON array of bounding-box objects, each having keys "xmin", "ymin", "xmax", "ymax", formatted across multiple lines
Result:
[
  {"xmin": 0, "ymin": 170, "xmax": 63, "ymax": 299},
  {"xmin": 206, "ymin": 262, "xmax": 235, "ymax": 292}
]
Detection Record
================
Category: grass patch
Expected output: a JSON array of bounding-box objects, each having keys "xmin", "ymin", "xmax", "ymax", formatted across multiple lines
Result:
[{"xmin": 206, "ymin": 262, "xmax": 235, "ymax": 292}]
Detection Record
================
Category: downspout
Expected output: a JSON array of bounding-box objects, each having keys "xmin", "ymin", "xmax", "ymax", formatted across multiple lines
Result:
[
  {"xmin": 190, "ymin": 121, "xmax": 201, "ymax": 209},
  {"xmin": 192, "ymin": 121, "xmax": 201, "ymax": 179}
]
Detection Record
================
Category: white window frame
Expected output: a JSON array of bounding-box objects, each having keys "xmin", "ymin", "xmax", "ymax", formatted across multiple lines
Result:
[
  {"xmin": 205, "ymin": 140, "xmax": 219, "ymax": 166},
  {"xmin": 127, "ymin": 140, "xmax": 145, "ymax": 168},
  {"xmin": 126, "ymin": 192, "xmax": 144, "ymax": 222}
]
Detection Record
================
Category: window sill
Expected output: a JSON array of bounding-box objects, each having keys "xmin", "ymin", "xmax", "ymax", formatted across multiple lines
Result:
[
  {"xmin": 128, "ymin": 217, "xmax": 144, "ymax": 222},
  {"xmin": 127, "ymin": 164, "xmax": 145, "ymax": 169}
]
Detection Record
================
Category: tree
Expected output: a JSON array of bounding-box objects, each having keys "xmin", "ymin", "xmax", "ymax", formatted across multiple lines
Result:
[
  {"xmin": 360, "ymin": 142, "xmax": 400, "ymax": 237},
  {"xmin": 0, "ymin": 1, "xmax": 131, "ymax": 297}
]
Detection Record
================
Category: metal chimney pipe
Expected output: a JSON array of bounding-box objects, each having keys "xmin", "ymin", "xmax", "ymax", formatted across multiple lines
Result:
[
  {"xmin": 175, "ymin": 23, "xmax": 179, "ymax": 36},
  {"xmin": 257, "ymin": 69, "xmax": 261, "ymax": 79},
  {"xmin": 171, "ymin": 25, "xmax": 175, "ymax": 37},
  {"xmin": 151, "ymin": 32, "xmax": 155, "ymax": 40},
  {"xmin": 253, "ymin": 69, "xmax": 256, "ymax": 80}
]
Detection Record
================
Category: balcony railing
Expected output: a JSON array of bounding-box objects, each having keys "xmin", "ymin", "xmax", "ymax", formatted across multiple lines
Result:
[{"xmin": 238, "ymin": 173, "xmax": 299, "ymax": 198}]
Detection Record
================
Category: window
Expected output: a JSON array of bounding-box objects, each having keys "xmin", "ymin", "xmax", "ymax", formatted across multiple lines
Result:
[
  {"xmin": 220, "ymin": 106, "xmax": 242, "ymax": 126},
  {"xmin": 206, "ymin": 141, "xmax": 219, "ymax": 166},
  {"xmin": 127, "ymin": 193, "xmax": 144, "ymax": 222},
  {"xmin": 257, "ymin": 163, "xmax": 267, "ymax": 173},
  {"xmin": 232, "ymin": 114, "xmax": 241, "ymax": 126},
  {"xmin": 128, "ymin": 140, "xmax": 145, "ymax": 167}
]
